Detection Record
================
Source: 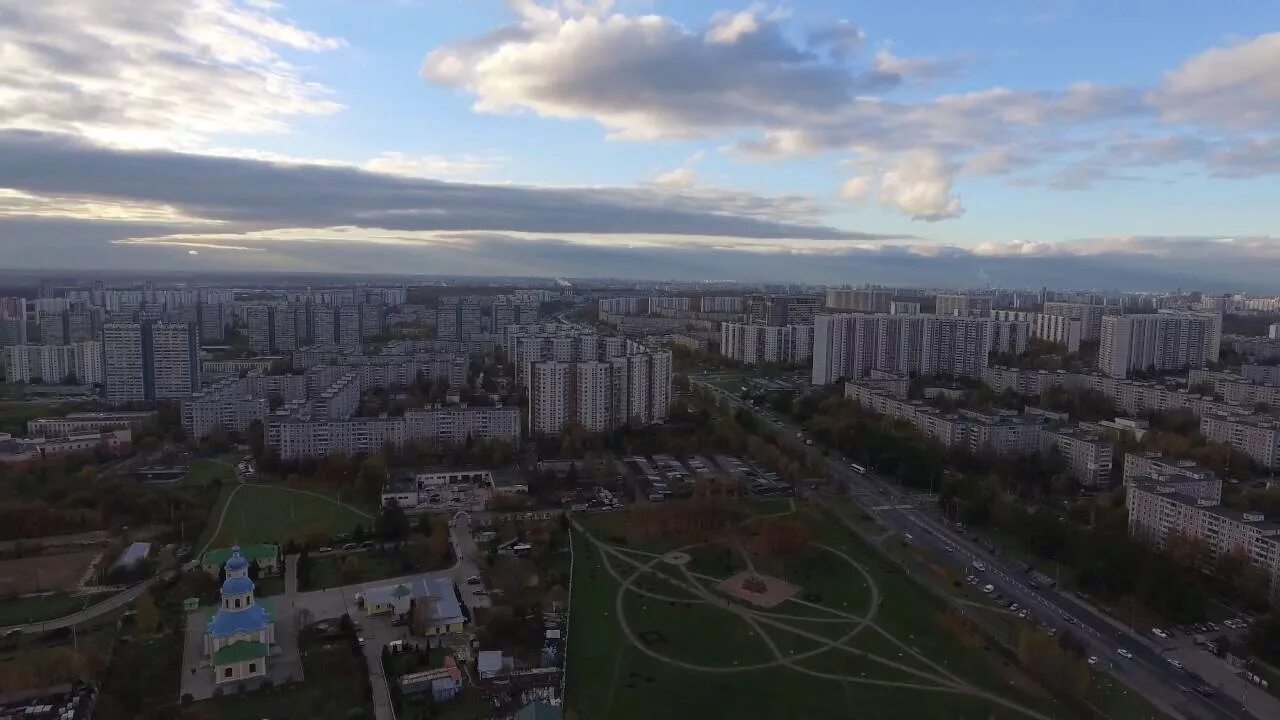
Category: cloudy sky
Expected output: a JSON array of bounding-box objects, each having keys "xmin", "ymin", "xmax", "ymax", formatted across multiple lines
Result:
[{"xmin": 2, "ymin": 0, "xmax": 1279, "ymax": 289}]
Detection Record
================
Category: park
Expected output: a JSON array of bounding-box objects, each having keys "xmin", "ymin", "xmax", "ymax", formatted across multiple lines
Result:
[{"xmin": 565, "ymin": 498, "xmax": 1078, "ymax": 720}]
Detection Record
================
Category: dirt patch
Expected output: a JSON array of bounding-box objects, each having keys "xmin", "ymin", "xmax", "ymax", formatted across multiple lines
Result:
[
  {"xmin": 716, "ymin": 571, "xmax": 798, "ymax": 608},
  {"xmin": 0, "ymin": 549, "xmax": 101, "ymax": 595}
]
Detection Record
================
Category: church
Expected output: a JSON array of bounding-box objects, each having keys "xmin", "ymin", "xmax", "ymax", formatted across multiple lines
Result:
[{"xmin": 204, "ymin": 546, "xmax": 275, "ymax": 684}]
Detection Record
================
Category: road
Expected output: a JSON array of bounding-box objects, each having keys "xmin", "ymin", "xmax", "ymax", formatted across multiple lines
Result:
[{"xmin": 693, "ymin": 375, "xmax": 1261, "ymax": 720}]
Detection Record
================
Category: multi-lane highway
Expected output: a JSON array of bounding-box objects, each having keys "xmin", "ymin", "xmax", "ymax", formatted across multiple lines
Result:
[{"xmin": 693, "ymin": 375, "xmax": 1259, "ymax": 720}]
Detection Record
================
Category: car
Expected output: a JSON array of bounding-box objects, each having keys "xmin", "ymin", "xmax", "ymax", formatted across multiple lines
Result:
[
  {"xmin": 465, "ymin": 576, "xmax": 483, "ymax": 585},
  {"xmin": 1152, "ymin": 627, "xmax": 1170, "ymax": 639},
  {"xmin": 472, "ymin": 589, "xmax": 488, "ymax": 596},
  {"xmin": 982, "ymin": 584, "xmax": 995, "ymax": 594},
  {"xmin": 1194, "ymin": 685, "xmax": 1216, "ymax": 698},
  {"xmin": 342, "ymin": 543, "xmax": 358, "ymax": 551},
  {"xmin": 1018, "ymin": 610, "xmax": 1029, "ymax": 619},
  {"xmin": 318, "ymin": 546, "xmax": 333, "ymax": 553},
  {"xmin": 1117, "ymin": 648, "xmax": 1133, "ymax": 659},
  {"xmin": 1009, "ymin": 603, "xmax": 1020, "ymax": 612},
  {"xmin": 357, "ymin": 637, "xmax": 366, "ymax": 648},
  {"xmin": 1087, "ymin": 656, "xmax": 1098, "ymax": 666},
  {"xmin": 1167, "ymin": 658, "xmax": 1184, "ymax": 670},
  {"xmin": 971, "ymin": 561, "xmax": 986, "ymax": 572},
  {"xmin": 360, "ymin": 541, "xmax": 374, "ymax": 549},
  {"xmin": 943, "ymin": 543, "xmax": 955, "ymax": 553}
]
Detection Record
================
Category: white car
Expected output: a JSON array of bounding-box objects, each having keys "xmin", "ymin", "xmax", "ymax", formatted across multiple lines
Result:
[
  {"xmin": 982, "ymin": 584, "xmax": 995, "ymax": 594},
  {"xmin": 1167, "ymin": 658, "xmax": 1184, "ymax": 670},
  {"xmin": 1117, "ymin": 648, "xmax": 1133, "ymax": 660},
  {"xmin": 1087, "ymin": 656, "xmax": 1098, "ymax": 666},
  {"xmin": 1152, "ymin": 627, "xmax": 1170, "ymax": 639}
]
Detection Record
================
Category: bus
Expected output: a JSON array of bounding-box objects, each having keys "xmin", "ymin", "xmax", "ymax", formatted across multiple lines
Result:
[{"xmin": 849, "ymin": 463, "xmax": 867, "ymax": 475}]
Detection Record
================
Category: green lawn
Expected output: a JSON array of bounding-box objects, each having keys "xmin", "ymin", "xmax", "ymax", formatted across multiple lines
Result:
[
  {"xmin": 304, "ymin": 550, "xmax": 438, "ymax": 591},
  {"xmin": 207, "ymin": 484, "xmax": 372, "ymax": 549},
  {"xmin": 195, "ymin": 631, "xmax": 373, "ymax": 719},
  {"xmin": 566, "ymin": 504, "xmax": 1138, "ymax": 720},
  {"xmin": 184, "ymin": 458, "xmax": 238, "ymax": 486},
  {"xmin": 0, "ymin": 591, "xmax": 113, "ymax": 627}
]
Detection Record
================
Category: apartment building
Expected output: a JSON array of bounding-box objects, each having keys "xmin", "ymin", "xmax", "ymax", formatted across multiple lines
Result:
[
  {"xmin": 1200, "ymin": 412, "xmax": 1280, "ymax": 468},
  {"xmin": 527, "ymin": 350, "xmax": 672, "ymax": 436},
  {"xmin": 719, "ymin": 323, "xmax": 813, "ymax": 365},
  {"xmin": 1041, "ymin": 302, "xmax": 1120, "ymax": 341},
  {"xmin": 102, "ymin": 322, "xmax": 199, "ymax": 403},
  {"xmin": 1242, "ymin": 364, "xmax": 1280, "ymax": 386},
  {"xmin": 3, "ymin": 344, "xmax": 78, "ymax": 384},
  {"xmin": 1187, "ymin": 369, "xmax": 1280, "ymax": 408},
  {"xmin": 268, "ymin": 405, "xmax": 519, "ymax": 461},
  {"xmin": 182, "ymin": 378, "xmax": 269, "ymax": 439},
  {"xmin": 1122, "ymin": 452, "xmax": 1221, "ymax": 501},
  {"xmin": 598, "ymin": 297, "xmax": 648, "ymax": 316},
  {"xmin": 921, "ymin": 316, "xmax": 1003, "ymax": 378},
  {"xmin": 309, "ymin": 306, "xmax": 337, "ymax": 346},
  {"xmin": 825, "ymin": 289, "xmax": 892, "ymax": 313},
  {"xmin": 746, "ymin": 294, "xmax": 821, "ymax": 326},
  {"xmin": 844, "ymin": 383, "xmax": 1045, "ymax": 458},
  {"xmin": 699, "ymin": 296, "xmax": 744, "ymax": 314},
  {"xmin": 27, "ymin": 411, "xmax": 156, "ymax": 437},
  {"xmin": 1128, "ymin": 477, "xmax": 1280, "ymax": 599},
  {"xmin": 1041, "ymin": 426, "xmax": 1113, "ymax": 487},
  {"xmin": 812, "ymin": 313, "xmax": 923, "ymax": 384},
  {"xmin": 1099, "ymin": 312, "xmax": 1221, "ymax": 378},
  {"xmin": 992, "ymin": 310, "xmax": 1082, "ymax": 352},
  {"xmin": 436, "ymin": 298, "xmax": 482, "ymax": 341},
  {"xmin": 890, "ymin": 301, "xmax": 922, "ymax": 315},
  {"xmin": 935, "ymin": 294, "xmax": 994, "ymax": 317}
]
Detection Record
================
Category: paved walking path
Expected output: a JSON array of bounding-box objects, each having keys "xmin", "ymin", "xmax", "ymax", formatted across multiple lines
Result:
[{"xmin": 573, "ymin": 514, "xmax": 1056, "ymax": 720}]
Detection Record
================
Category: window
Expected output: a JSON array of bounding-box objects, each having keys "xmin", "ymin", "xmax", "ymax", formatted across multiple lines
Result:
[
  {"xmin": 249, "ymin": 663, "xmax": 257, "ymax": 673},
  {"xmin": 235, "ymin": 598, "xmax": 242, "ymax": 609},
  {"xmin": 224, "ymin": 667, "xmax": 233, "ymax": 678}
]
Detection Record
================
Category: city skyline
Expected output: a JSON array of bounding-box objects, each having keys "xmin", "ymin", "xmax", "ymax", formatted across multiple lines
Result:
[{"xmin": 2, "ymin": 1, "xmax": 1279, "ymax": 288}]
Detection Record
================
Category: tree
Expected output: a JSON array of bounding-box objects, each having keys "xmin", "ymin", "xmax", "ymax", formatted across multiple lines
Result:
[
  {"xmin": 377, "ymin": 499, "xmax": 409, "ymax": 540},
  {"xmin": 339, "ymin": 555, "xmax": 362, "ymax": 583},
  {"xmin": 357, "ymin": 455, "xmax": 388, "ymax": 504},
  {"xmin": 134, "ymin": 592, "xmax": 160, "ymax": 635}
]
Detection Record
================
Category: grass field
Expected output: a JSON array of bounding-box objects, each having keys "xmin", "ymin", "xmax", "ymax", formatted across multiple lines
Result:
[
  {"xmin": 566, "ymin": 502, "xmax": 1143, "ymax": 720},
  {"xmin": 184, "ymin": 458, "xmax": 238, "ymax": 486},
  {"xmin": 0, "ymin": 590, "xmax": 112, "ymax": 627},
  {"xmin": 304, "ymin": 551, "xmax": 437, "ymax": 591},
  {"xmin": 205, "ymin": 483, "xmax": 372, "ymax": 550},
  {"xmin": 0, "ymin": 548, "xmax": 101, "ymax": 595}
]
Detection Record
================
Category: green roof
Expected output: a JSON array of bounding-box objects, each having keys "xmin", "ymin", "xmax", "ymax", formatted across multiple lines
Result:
[
  {"xmin": 213, "ymin": 640, "xmax": 269, "ymax": 665},
  {"xmin": 391, "ymin": 584, "xmax": 412, "ymax": 599},
  {"xmin": 203, "ymin": 544, "xmax": 279, "ymax": 566}
]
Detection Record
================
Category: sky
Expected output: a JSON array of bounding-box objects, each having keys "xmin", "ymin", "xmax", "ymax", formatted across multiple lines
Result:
[{"xmin": 2, "ymin": 0, "xmax": 1279, "ymax": 290}]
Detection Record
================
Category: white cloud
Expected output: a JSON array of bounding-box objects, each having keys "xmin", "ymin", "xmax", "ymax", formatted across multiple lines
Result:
[
  {"xmin": 838, "ymin": 176, "xmax": 872, "ymax": 201},
  {"xmin": 876, "ymin": 151, "xmax": 963, "ymax": 221},
  {"xmin": 1149, "ymin": 32, "xmax": 1280, "ymax": 130},
  {"xmin": 706, "ymin": 7, "xmax": 762, "ymax": 45},
  {"xmin": 0, "ymin": 0, "xmax": 345, "ymax": 149},
  {"xmin": 648, "ymin": 151, "xmax": 706, "ymax": 189},
  {"xmin": 362, "ymin": 152, "xmax": 502, "ymax": 178}
]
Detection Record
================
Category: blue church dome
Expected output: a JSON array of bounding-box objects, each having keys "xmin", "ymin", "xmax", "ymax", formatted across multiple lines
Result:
[
  {"xmin": 225, "ymin": 547, "xmax": 248, "ymax": 573},
  {"xmin": 222, "ymin": 576, "xmax": 254, "ymax": 596}
]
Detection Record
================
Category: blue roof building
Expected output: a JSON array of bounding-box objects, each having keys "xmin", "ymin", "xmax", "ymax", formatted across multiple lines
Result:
[{"xmin": 202, "ymin": 546, "xmax": 275, "ymax": 684}]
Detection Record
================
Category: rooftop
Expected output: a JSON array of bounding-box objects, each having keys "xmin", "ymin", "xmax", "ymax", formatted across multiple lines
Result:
[
  {"xmin": 203, "ymin": 544, "xmax": 279, "ymax": 566},
  {"xmin": 212, "ymin": 640, "xmax": 269, "ymax": 665}
]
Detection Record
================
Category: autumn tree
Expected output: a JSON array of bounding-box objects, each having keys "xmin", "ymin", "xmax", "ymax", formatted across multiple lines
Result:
[{"xmin": 134, "ymin": 592, "xmax": 161, "ymax": 635}]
